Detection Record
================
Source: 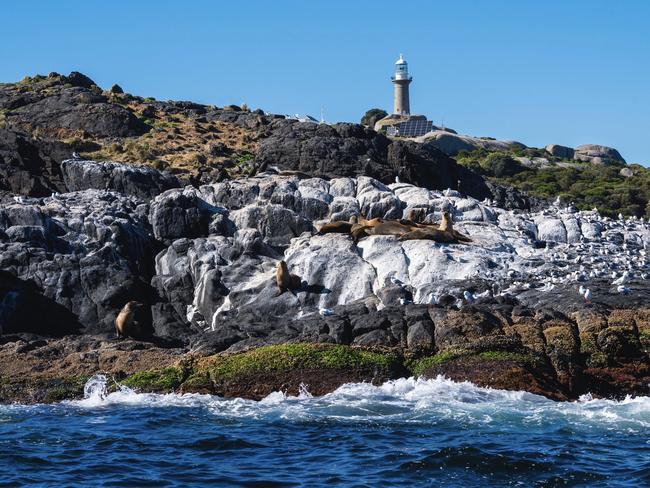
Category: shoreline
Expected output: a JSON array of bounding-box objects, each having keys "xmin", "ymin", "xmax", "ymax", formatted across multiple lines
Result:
[{"xmin": 1, "ymin": 336, "xmax": 648, "ymax": 405}]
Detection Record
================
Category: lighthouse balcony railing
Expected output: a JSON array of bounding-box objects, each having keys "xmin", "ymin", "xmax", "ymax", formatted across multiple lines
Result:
[{"xmin": 391, "ymin": 75, "xmax": 413, "ymax": 82}]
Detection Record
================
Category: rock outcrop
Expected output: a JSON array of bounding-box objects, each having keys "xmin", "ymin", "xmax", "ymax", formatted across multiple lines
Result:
[
  {"xmin": 544, "ymin": 144, "xmax": 575, "ymax": 159},
  {"xmin": 415, "ymin": 130, "xmax": 526, "ymax": 156},
  {"xmin": 574, "ymin": 144, "xmax": 626, "ymax": 165},
  {"xmin": 61, "ymin": 159, "xmax": 180, "ymax": 199}
]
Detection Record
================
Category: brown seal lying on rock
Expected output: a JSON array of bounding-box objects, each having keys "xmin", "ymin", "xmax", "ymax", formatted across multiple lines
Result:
[
  {"xmin": 316, "ymin": 216, "xmax": 358, "ymax": 235},
  {"xmin": 399, "ymin": 211, "xmax": 471, "ymax": 243}
]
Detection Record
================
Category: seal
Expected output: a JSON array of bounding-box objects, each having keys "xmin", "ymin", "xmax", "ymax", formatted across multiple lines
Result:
[
  {"xmin": 398, "ymin": 227, "xmax": 457, "ymax": 243},
  {"xmin": 115, "ymin": 301, "xmax": 143, "ymax": 338},
  {"xmin": 350, "ymin": 223, "xmax": 372, "ymax": 242},
  {"xmin": 398, "ymin": 211, "xmax": 471, "ymax": 243},
  {"xmin": 438, "ymin": 211, "xmax": 472, "ymax": 242},
  {"xmin": 276, "ymin": 260, "xmax": 302, "ymax": 295},
  {"xmin": 358, "ymin": 216, "xmax": 382, "ymax": 227},
  {"xmin": 366, "ymin": 221, "xmax": 415, "ymax": 236},
  {"xmin": 316, "ymin": 220, "xmax": 354, "ymax": 235}
]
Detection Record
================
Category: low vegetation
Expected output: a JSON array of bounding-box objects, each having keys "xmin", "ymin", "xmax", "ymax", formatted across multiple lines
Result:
[
  {"xmin": 456, "ymin": 148, "xmax": 650, "ymax": 217},
  {"xmin": 119, "ymin": 344, "xmax": 403, "ymax": 393}
]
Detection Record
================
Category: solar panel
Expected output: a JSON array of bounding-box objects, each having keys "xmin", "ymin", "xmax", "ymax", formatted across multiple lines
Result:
[{"xmin": 386, "ymin": 119, "xmax": 436, "ymax": 138}]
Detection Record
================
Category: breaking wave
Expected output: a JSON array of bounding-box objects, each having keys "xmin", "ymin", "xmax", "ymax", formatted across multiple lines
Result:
[{"xmin": 1, "ymin": 375, "xmax": 649, "ymax": 486}]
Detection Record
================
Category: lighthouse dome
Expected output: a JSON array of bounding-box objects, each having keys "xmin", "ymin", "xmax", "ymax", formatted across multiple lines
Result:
[{"xmin": 395, "ymin": 54, "xmax": 407, "ymax": 65}]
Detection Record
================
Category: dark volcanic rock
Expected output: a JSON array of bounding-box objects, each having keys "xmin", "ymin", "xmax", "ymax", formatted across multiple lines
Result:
[
  {"xmin": 0, "ymin": 190, "xmax": 159, "ymax": 335},
  {"xmin": 6, "ymin": 85, "xmax": 149, "ymax": 138},
  {"xmin": 0, "ymin": 128, "xmax": 69, "ymax": 196},
  {"xmin": 0, "ymin": 271, "xmax": 81, "ymax": 335},
  {"xmin": 255, "ymin": 120, "xmax": 495, "ymax": 202},
  {"xmin": 61, "ymin": 159, "xmax": 180, "ymax": 199},
  {"xmin": 388, "ymin": 140, "xmax": 491, "ymax": 200}
]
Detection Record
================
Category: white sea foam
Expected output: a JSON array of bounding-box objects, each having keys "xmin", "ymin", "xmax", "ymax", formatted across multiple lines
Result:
[{"xmin": 52, "ymin": 374, "xmax": 650, "ymax": 430}]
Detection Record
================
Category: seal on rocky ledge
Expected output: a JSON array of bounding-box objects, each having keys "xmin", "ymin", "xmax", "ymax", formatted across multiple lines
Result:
[
  {"xmin": 438, "ymin": 211, "xmax": 472, "ymax": 242},
  {"xmin": 276, "ymin": 260, "xmax": 302, "ymax": 295},
  {"xmin": 316, "ymin": 216, "xmax": 358, "ymax": 235},
  {"xmin": 115, "ymin": 301, "xmax": 143, "ymax": 338},
  {"xmin": 398, "ymin": 211, "xmax": 471, "ymax": 244}
]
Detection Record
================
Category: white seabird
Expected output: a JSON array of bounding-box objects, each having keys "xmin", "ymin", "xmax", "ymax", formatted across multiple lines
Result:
[{"xmin": 612, "ymin": 271, "xmax": 629, "ymax": 286}]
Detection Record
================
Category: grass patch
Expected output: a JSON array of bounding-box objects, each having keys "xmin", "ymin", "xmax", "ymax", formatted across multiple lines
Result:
[
  {"xmin": 202, "ymin": 343, "xmax": 400, "ymax": 381},
  {"xmin": 408, "ymin": 351, "xmax": 463, "ymax": 376},
  {"xmin": 235, "ymin": 152, "xmax": 254, "ymax": 166},
  {"xmin": 121, "ymin": 367, "xmax": 184, "ymax": 391}
]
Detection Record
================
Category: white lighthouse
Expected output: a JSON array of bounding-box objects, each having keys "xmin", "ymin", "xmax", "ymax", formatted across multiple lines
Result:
[{"xmin": 391, "ymin": 54, "xmax": 412, "ymax": 116}]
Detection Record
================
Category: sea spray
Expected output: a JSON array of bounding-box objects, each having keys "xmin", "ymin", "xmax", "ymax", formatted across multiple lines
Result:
[{"xmin": 3, "ymin": 376, "xmax": 650, "ymax": 486}]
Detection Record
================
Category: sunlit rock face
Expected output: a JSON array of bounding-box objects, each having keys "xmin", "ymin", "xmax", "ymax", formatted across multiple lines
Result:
[
  {"xmin": 146, "ymin": 173, "xmax": 650, "ymax": 334},
  {"xmin": 2, "ymin": 168, "xmax": 649, "ymax": 349}
]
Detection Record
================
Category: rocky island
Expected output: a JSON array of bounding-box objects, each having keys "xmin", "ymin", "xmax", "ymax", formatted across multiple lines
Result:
[{"xmin": 1, "ymin": 72, "xmax": 648, "ymax": 403}]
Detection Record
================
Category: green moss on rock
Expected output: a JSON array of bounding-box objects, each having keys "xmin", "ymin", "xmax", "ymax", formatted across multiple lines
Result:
[
  {"xmin": 409, "ymin": 350, "xmax": 536, "ymax": 377},
  {"xmin": 408, "ymin": 351, "xmax": 462, "ymax": 376},
  {"xmin": 203, "ymin": 343, "xmax": 400, "ymax": 382},
  {"xmin": 121, "ymin": 367, "xmax": 184, "ymax": 391}
]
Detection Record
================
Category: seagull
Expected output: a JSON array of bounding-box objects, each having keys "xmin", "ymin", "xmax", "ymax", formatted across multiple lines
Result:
[
  {"xmin": 579, "ymin": 285, "xmax": 586, "ymax": 296},
  {"xmin": 474, "ymin": 290, "xmax": 491, "ymax": 299},
  {"xmin": 617, "ymin": 285, "xmax": 630, "ymax": 295},
  {"xmin": 12, "ymin": 196, "xmax": 27, "ymax": 204},
  {"xmin": 319, "ymin": 308, "xmax": 333, "ymax": 317},
  {"xmin": 612, "ymin": 271, "xmax": 629, "ymax": 286},
  {"xmin": 71, "ymin": 151, "xmax": 81, "ymax": 159},
  {"xmin": 463, "ymin": 290, "xmax": 475, "ymax": 302},
  {"xmin": 389, "ymin": 275, "xmax": 404, "ymax": 286},
  {"xmin": 583, "ymin": 288, "xmax": 592, "ymax": 304},
  {"xmin": 395, "ymin": 175, "xmax": 400, "ymax": 183}
]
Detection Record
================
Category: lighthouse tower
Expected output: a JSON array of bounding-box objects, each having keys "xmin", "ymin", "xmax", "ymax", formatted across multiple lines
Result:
[{"xmin": 391, "ymin": 54, "xmax": 412, "ymax": 116}]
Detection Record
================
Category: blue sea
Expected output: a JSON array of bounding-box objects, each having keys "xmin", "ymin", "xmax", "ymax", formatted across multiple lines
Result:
[{"xmin": 1, "ymin": 375, "xmax": 649, "ymax": 487}]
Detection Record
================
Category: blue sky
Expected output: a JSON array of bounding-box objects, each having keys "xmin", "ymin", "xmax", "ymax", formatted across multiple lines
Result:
[{"xmin": 2, "ymin": 1, "xmax": 649, "ymax": 163}]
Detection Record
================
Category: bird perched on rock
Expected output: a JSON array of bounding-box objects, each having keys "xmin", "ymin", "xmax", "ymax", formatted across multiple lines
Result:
[
  {"xmin": 583, "ymin": 288, "xmax": 592, "ymax": 304},
  {"xmin": 319, "ymin": 308, "xmax": 333, "ymax": 317},
  {"xmin": 71, "ymin": 151, "xmax": 81, "ymax": 159},
  {"xmin": 617, "ymin": 285, "xmax": 630, "ymax": 295},
  {"xmin": 612, "ymin": 271, "xmax": 629, "ymax": 286}
]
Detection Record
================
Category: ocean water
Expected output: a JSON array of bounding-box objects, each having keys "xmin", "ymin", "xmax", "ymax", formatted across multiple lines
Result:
[{"xmin": 0, "ymin": 376, "xmax": 649, "ymax": 487}]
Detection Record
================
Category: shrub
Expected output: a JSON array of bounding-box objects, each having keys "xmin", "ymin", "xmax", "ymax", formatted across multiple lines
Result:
[{"xmin": 361, "ymin": 108, "xmax": 388, "ymax": 127}]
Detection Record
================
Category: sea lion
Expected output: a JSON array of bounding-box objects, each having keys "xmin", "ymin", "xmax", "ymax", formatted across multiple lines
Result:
[
  {"xmin": 398, "ymin": 227, "xmax": 458, "ymax": 243},
  {"xmin": 366, "ymin": 221, "xmax": 415, "ymax": 236},
  {"xmin": 358, "ymin": 216, "xmax": 382, "ymax": 227},
  {"xmin": 438, "ymin": 211, "xmax": 472, "ymax": 242},
  {"xmin": 350, "ymin": 223, "xmax": 372, "ymax": 242},
  {"xmin": 115, "ymin": 301, "xmax": 143, "ymax": 338},
  {"xmin": 276, "ymin": 260, "xmax": 302, "ymax": 295},
  {"xmin": 316, "ymin": 221, "xmax": 354, "ymax": 235}
]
